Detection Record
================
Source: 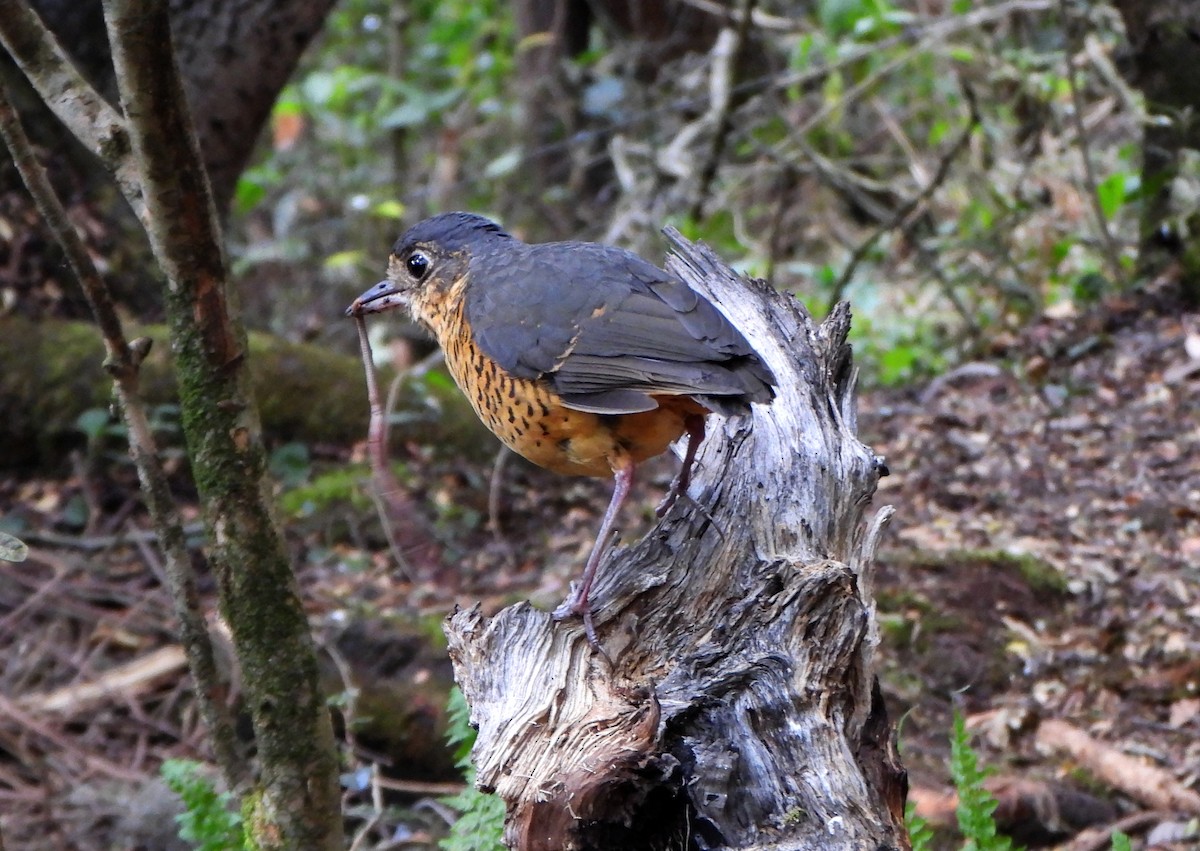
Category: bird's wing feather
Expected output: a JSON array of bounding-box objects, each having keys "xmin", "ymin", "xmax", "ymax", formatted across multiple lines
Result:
[{"xmin": 465, "ymin": 242, "xmax": 772, "ymax": 415}]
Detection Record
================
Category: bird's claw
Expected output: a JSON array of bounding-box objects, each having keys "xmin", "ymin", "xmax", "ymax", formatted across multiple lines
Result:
[
  {"xmin": 655, "ymin": 485, "xmax": 682, "ymax": 517},
  {"xmin": 553, "ymin": 591, "xmax": 608, "ymax": 661}
]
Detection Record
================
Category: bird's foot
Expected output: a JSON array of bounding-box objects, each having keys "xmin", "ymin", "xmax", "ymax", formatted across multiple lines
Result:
[
  {"xmin": 653, "ymin": 489, "xmax": 727, "ymax": 540},
  {"xmin": 655, "ymin": 481, "xmax": 684, "ymax": 517},
  {"xmin": 552, "ymin": 592, "xmax": 608, "ymax": 660}
]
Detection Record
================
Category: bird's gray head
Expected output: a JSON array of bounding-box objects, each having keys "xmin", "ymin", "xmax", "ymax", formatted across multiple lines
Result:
[{"xmin": 346, "ymin": 212, "xmax": 511, "ymax": 317}]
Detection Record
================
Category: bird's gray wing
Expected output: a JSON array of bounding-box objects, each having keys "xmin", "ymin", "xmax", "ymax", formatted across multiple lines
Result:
[{"xmin": 466, "ymin": 242, "xmax": 774, "ymax": 415}]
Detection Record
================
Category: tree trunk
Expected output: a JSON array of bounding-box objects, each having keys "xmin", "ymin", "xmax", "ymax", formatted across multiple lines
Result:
[
  {"xmin": 446, "ymin": 231, "xmax": 905, "ymax": 850},
  {"xmin": 2, "ymin": 0, "xmax": 337, "ymax": 321},
  {"xmin": 26, "ymin": 0, "xmax": 337, "ymax": 214},
  {"xmin": 1112, "ymin": 0, "xmax": 1200, "ymax": 305}
]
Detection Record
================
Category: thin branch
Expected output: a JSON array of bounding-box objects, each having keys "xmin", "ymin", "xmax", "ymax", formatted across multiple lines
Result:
[
  {"xmin": 677, "ymin": 0, "xmax": 801, "ymax": 32},
  {"xmin": 0, "ymin": 77, "xmax": 243, "ymax": 788},
  {"xmin": 387, "ymin": 1, "xmax": 411, "ymax": 190},
  {"xmin": 352, "ymin": 316, "xmax": 446, "ymax": 582},
  {"xmin": 1059, "ymin": 0, "xmax": 1127, "ymax": 288},
  {"xmin": 0, "ymin": 0, "xmax": 144, "ymax": 219},
  {"xmin": 827, "ymin": 86, "xmax": 981, "ymax": 311}
]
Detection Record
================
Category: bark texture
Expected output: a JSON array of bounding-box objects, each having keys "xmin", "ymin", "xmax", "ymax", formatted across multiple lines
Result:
[{"xmin": 447, "ymin": 231, "xmax": 904, "ymax": 850}]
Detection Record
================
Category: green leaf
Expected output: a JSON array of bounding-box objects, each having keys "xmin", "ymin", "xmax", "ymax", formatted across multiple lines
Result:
[
  {"xmin": 161, "ymin": 759, "xmax": 243, "ymax": 851},
  {"xmin": 1111, "ymin": 830, "xmax": 1132, "ymax": 851},
  {"xmin": 950, "ymin": 708, "xmax": 1012, "ymax": 850},
  {"xmin": 879, "ymin": 346, "xmax": 917, "ymax": 385},
  {"xmin": 269, "ymin": 442, "xmax": 311, "ymax": 488},
  {"xmin": 483, "ymin": 149, "xmax": 522, "ymax": 179},
  {"xmin": 374, "ymin": 199, "xmax": 406, "ymax": 219},
  {"xmin": 819, "ymin": 0, "xmax": 869, "ymax": 36},
  {"xmin": 233, "ymin": 178, "xmax": 266, "ymax": 215},
  {"xmin": 76, "ymin": 408, "xmax": 113, "ymax": 440},
  {"xmin": 1096, "ymin": 172, "xmax": 1128, "ymax": 220},
  {"xmin": 301, "ymin": 70, "xmax": 339, "ymax": 107},
  {"xmin": 440, "ymin": 688, "xmax": 505, "ymax": 851},
  {"xmin": 380, "ymin": 89, "xmax": 461, "ymax": 128},
  {"xmin": 905, "ymin": 801, "xmax": 935, "ymax": 851},
  {"xmin": 445, "ymin": 686, "xmax": 476, "ymax": 768},
  {"xmin": 323, "ymin": 250, "xmax": 364, "ymax": 270}
]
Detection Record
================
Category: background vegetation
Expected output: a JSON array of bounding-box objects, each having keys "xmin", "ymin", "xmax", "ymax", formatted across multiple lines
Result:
[
  {"xmin": 3, "ymin": 0, "xmax": 1198, "ymax": 848},
  {"xmin": 235, "ymin": 0, "xmax": 1146, "ymax": 386}
]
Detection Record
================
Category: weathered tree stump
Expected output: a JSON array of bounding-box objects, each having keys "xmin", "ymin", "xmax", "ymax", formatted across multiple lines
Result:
[{"xmin": 445, "ymin": 230, "xmax": 904, "ymax": 850}]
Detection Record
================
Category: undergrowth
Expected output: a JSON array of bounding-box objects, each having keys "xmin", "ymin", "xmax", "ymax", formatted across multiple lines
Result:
[
  {"xmin": 439, "ymin": 687, "xmax": 506, "ymax": 851},
  {"xmin": 906, "ymin": 711, "xmax": 1133, "ymax": 851},
  {"xmin": 160, "ymin": 759, "xmax": 244, "ymax": 851},
  {"xmin": 947, "ymin": 708, "xmax": 1013, "ymax": 851}
]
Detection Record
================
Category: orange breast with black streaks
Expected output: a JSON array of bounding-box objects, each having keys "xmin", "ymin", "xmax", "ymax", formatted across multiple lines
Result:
[{"xmin": 418, "ymin": 285, "xmax": 702, "ymax": 478}]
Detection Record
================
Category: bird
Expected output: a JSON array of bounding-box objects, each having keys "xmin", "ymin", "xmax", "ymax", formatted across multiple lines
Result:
[{"xmin": 347, "ymin": 212, "xmax": 775, "ymax": 647}]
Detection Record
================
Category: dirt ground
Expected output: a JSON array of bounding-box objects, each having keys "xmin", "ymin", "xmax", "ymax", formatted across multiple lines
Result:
[{"xmin": 1, "ymin": 295, "xmax": 1197, "ymax": 849}]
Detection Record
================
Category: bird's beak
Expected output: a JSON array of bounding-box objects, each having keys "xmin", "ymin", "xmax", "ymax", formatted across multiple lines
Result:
[{"xmin": 345, "ymin": 280, "xmax": 409, "ymax": 317}]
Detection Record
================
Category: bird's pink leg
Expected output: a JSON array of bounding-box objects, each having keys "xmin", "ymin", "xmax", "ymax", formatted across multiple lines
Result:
[
  {"xmin": 554, "ymin": 460, "xmax": 635, "ymax": 650},
  {"xmin": 656, "ymin": 413, "xmax": 706, "ymax": 517}
]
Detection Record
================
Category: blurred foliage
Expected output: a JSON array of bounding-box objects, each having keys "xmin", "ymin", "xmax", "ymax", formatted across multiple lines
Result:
[
  {"xmin": 438, "ymin": 687, "xmax": 506, "ymax": 851},
  {"xmin": 231, "ymin": 0, "xmax": 1149, "ymax": 387}
]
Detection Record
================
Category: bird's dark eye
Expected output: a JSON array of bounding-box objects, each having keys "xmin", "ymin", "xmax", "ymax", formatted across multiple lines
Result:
[{"xmin": 406, "ymin": 251, "xmax": 430, "ymax": 281}]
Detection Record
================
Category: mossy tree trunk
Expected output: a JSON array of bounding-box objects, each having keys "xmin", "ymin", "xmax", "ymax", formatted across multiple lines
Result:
[
  {"xmin": 1, "ymin": 0, "xmax": 344, "ymax": 846},
  {"xmin": 100, "ymin": 2, "xmax": 342, "ymax": 846}
]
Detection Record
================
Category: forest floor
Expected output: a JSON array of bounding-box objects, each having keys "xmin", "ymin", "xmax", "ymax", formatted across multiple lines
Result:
[{"xmin": 1, "ymin": 293, "xmax": 1197, "ymax": 850}]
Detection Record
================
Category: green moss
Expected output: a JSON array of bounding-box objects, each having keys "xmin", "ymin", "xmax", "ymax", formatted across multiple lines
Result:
[
  {"xmin": 885, "ymin": 547, "xmax": 1068, "ymax": 596},
  {"xmin": 0, "ymin": 317, "xmax": 497, "ymax": 472},
  {"xmin": 781, "ymin": 807, "xmax": 806, "ymax": 825},
  {"xmin": 875, "ymin": 588, "xmax": 963, "ymax": 644},
  {"xmin": 279, "ymin": 465, "xmax": 373, "ymax": 516}
]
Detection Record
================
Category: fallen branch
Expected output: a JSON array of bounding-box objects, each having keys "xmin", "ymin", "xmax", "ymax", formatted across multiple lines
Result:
[
  {"xmin": 1036, "ymin": 718, "xmax": 1200, "ymax": 815},
  {"xmin": 19, "ymin": 645, "xmax": 187, "ymax": 714}
]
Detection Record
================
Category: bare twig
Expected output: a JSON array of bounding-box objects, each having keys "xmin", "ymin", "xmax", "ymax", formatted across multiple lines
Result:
[
  {"xmin": 19, "ymin": 522, "xmax": 206, "ymax": 552},
  {"xmin": 387, "ymin": 2, "xmax": 411, "ymax": 188},
  {"xmin": 487, "ymin": 446, "xmax": 512, "ymax": 541},
  {"xmin": 352, "ymin": 316, "xmax": 445, "ymax": 581},
  {"xmin": 688, "ymin": 0, "xmax": 756, "ymax": 221},
  {"xmin": 1062, "ymin": 810, "xmax": 1174, "ymax": 851},
  {"xmin": 0, "ymin": 692, "xmax": 149, "ymax": 783},
  {"xmin": 19, "ymin": 645, "xmax": 188, "ymax": 713},
  {"xmin": 827, "ymin": 86, "xmax": 981, "ymax": 311},
  {"xmin": 764, "ymin": 165, "xmax": 797, "ymax": 285},
  {"xmin": 677, "ymin": 0, "xmax": 800, "ymax": 32},
  {"xmin": 373, "ymin": 776, "xmax": 467, "ymax": 796},
  {"xmin": 1059, "ymin": 0, "xmax": 1127, "ymax": 288},
  {"xmin": 0, "ymin": 76, "xmax": 243, "ymax": 788}
]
